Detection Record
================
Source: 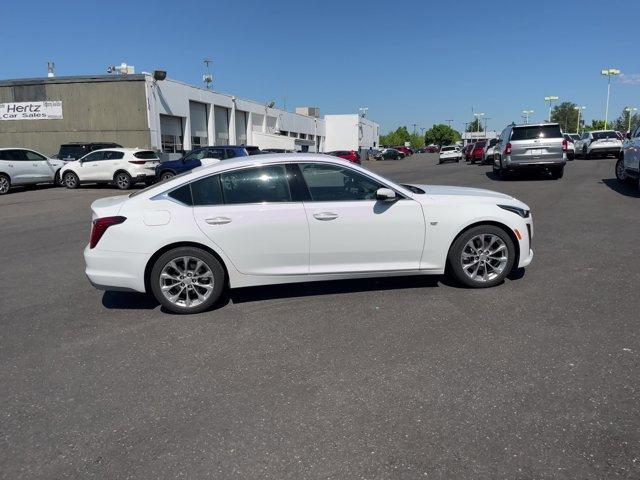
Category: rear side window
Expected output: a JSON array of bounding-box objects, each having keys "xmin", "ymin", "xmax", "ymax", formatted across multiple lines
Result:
[
  {"xmin": 220, "ymin": 165, "xmax": 291, "ymax": 204},
  {"xmin": 191, "ymin": 175, "xmax": 224, "ymax": 206},
  {"xmin": 104, "ymin": 151, "xmax": 125, "ymax": 160},
  {"xmin": 511, "ymin": 125, "xmax": 562, "ymax": 140},
  {"xmin": 133, "ymin": 151, "xmax": 159, "ymax": 159}
]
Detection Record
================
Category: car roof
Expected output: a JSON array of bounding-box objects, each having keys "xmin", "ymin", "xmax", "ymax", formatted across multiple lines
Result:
[
  {"xmin": 590, "ymin": 130, "xmax": 615, "ymax": 133},
  {"xmin": 83, "ymin": 147, "xmax": 154, "ymax": 154},
  {"xmin": 513, "ymin": 122, "xmax": 559, "ymax": 128},
  {"xmin": 61, "ymin": 142, "xmax": 119, "ymax": 145}
]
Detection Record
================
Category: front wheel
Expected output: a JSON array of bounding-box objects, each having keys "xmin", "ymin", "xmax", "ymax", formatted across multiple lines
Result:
[
  {"xmin": 114, "ymin": 171, "xmax": 132, "ymax": 190},
  {"xmin": 0, "ymin": 174, "xmax": 10, "ymax": 195},
  {"xmin": 63, "ymin": 171, "xmax": 80, "ymax": 189},
  {"xmin": 150, "ymin": 247, "xmax": 226, "ymax": 314},
  {"xmin": 159, "ymin": 171, "xmax": 175, "ymax": 181},
  {"xmin": 448, "ymin": 226, "xmax": 516, "ymax": 288}
]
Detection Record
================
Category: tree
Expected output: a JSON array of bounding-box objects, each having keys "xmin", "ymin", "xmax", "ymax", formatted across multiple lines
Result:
[
  {"xmin": 379, "ymin": 126, "xmax": 425, "ymax": 149},
  {"xmin": 550, "ymin": 101, "xmax": 579, "ymax": 132},
  {"xmin": 424, "ymin": 124, "xmax": 461, "ymax": 146},
  {"xmin": 583, "ymin": 119, "xmax": 607, "ymax": 132},
  {"xmin": 609, "ymin": 107, "xmax": 640, "ymax": 133},
  {"xmin": 466, "ymin": 118, "xmax": 484, "ymax": 132}
]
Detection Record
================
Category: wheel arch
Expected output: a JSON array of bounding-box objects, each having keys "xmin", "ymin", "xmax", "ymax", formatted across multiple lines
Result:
[
  {"xmin": 446, "ymin": 220, "xmax": 520, "ymax": 271},
  {"xmin": 144, "ymin": 241, "xmax": 230, "ymax": 294},
  {"xmin": 112, "ymin": 169, "xmax": 132, "ymax": 180}
]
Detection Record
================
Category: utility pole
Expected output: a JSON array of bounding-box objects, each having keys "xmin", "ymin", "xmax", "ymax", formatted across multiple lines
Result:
[
  {"xmin": 545, "ymin": 96, "xmax": 559, "ymax": 122},
  {"xmin": 412, "ymin": 123, "xmax": 418, "ymax": 135},
  {"xmin": 483, "ymin": 117, "xmax": 491, "ymax": 139},
  {"xmin": 445, "ymin": 119, "xmax": 453, "ymax": 127},
  {"xmin": 601, "ymin": 68, "xmax": 620, "ymax": 129}
]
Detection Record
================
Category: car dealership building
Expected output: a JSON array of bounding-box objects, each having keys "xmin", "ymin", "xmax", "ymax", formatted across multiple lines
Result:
[{"xmin": 0, "ymin": 73, "xmax": 379, "ymax": 159}]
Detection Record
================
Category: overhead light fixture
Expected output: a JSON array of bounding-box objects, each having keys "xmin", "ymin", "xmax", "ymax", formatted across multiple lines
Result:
[{"xmin": 153, "ymin": 70, "xmax": 167, "ymax": 81}]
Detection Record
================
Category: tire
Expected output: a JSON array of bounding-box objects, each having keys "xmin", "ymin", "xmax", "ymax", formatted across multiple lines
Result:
[
  {"xmin": 615, "ymin": 158, "xmax": 627, "ymax": 183},
  {"xmin": 54, "ymin": 169, "xmax": 62, "ymax": 186},
  {"xmin": 447, "ymin": 225, "xmax": 516, "ymax": 288},
  {"xmin": 550, "ymin": 166, "xmax": 564, "ymax": 179},
  {"xmin": 160, "ymin": 171, "xmax": 175, "ymax": 181},
  {"xmin": 114, "ymin": 171, "xmax": 132, "ymax": 190},
  {"xmin": 0, "ymin": 174, "xmax": 10, "ymax": 195},
  {"xmin": 150, "ymin": 246, "xmax": 226, "ymax": 314},
  {"xmin": 63, "ymin": 171, "xmax": 80, "ymax": 189}
]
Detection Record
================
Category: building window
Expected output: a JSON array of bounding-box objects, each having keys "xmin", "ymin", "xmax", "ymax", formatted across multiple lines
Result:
[
  {"xmin": 189, "ymin": 101, "xmax": 209, "ymax": 147},
  {"xmin": 280, "ymin": 130, "xmax": 288, "ymax": 136},
  {"xmin": 162, "ymin": 134, "xmax": 183, "ymax": 153},
  {"xmin": 160, "ymin": 114, "xmax": 184, "ymax": 153},
  {"xmin": 289, "ymin": 132, "xmax": 297, "ymax": 138},
  {"xmin": 235, "ymin": 110, "xmax": 248, "ymax": 145},
  {"xmin": 299, "ymin": 133, "xmax": 307, "ymax": 139},
  {"xmin": 214, "ymin": 106, "xmax": 230, "ymax": 146}
]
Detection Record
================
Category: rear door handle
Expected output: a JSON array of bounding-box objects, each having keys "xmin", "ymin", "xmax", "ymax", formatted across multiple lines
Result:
[
  {"xmin": 313, "ymin": 212, "xmax": 339, "ymax": 221},
  {"xmin": 205, "ymin": 216, "xmax": 232, "ymax": 225}
]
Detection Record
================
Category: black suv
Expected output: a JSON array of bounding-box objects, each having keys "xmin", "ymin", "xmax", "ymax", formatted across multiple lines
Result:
[{"xmin": 56, "ymin": 142, "xmax": 123, "ymax": 162}]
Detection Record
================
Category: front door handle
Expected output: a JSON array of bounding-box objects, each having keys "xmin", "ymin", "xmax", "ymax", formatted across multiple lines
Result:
[
  {"xmin": 313, "ymin": 212, "xmax": 339, "ymax": 221},
  {"xmin": 205, "ymin": 216, "xmax": 232, "ymax": 225}
]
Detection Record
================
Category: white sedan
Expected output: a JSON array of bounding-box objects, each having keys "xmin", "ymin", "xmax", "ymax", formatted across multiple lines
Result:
[{"xmin": 84, "ymin": 154, "xmax": 534, "ymax": 314}]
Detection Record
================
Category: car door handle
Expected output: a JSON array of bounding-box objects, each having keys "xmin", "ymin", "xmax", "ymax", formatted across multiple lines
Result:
[
  {"xmin": 313, "ymin": 212, "xmax": 339, "ymax": 221},
  {"xmin": 205, "ymin": 216, "xmax": 232, "ymax": 225}
]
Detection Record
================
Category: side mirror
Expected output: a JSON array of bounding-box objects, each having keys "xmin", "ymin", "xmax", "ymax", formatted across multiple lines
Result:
[{"xmin": 376, "ymin": 187, "xmax": 396, "ymax": 201}]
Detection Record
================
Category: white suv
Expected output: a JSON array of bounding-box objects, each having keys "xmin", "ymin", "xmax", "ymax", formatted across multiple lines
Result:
[
  {"xmin": 60, "ymin": 148, "xmax": 160, "ymax": 190},
  {"xmin": 575, "ymin": 130, "xmax": 622, "ymax": 159},
  {"xmin": 0, "ymin": 148, "xmax": 65, "ymax": 195},
  {"xmin": 438, "ymin": 145, "xmax": 462, "ymax": 163}
]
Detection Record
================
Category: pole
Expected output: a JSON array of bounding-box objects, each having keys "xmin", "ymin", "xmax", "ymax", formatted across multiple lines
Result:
[
  {"xmin": 605, "ymin": 76, "xmax": 611, "ymax": 129},
  {"xmin": 629, "ymin": 111, "xmax": 632, "ymax": 133},
  {"xmin": 548, "ymin": 102, "xmax": 552, "ymax": 122},
  {"xmin": 576, "ymin": 109, "xmax": 580, "ymax": 133}
]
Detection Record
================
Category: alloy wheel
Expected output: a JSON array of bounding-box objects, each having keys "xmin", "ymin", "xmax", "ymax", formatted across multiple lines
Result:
[
  {"xmin": 0, "ymin": 176, "xmax": 9, "ymax": 194},
  {"xmin": 65, "ymin": 173, "xmax": 77, "ymax": 188},
  {"xmin": 159, "ymin": 256, "xmax": 215, "ymax": 308},
  {"xmin": 616, "ymin": 159, "xmax": 627, "ymax": 181},
  {"xmin": 460, "ymin": 234, "xmax": 509, "ymax": 283},
  {"xmin": 161, "ymin": 172, "xmax": 174, "ymax": 181}
]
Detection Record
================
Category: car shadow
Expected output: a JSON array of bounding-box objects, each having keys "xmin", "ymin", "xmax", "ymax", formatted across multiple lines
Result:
[
  {"xmin": 485, "ymin": 171, "xmax": 555, "ymax": 182},
  {"xmin": 102, "ymin": 291, "xmax": 159, "ymax": 310},
  {"xmin": 229, "ymin": 275, "xmax": 444, "ymax": 304},
  {"xmin": 600, "ymin": 178, "xmax": 640, "ymax": 198}
]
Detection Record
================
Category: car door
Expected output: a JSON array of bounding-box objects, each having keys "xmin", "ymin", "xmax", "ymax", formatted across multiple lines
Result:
[
  {"xmin": 2, "ymin": 150, "xmax": 38, "ymax": 184},
  {"xmin": 76, "ymin": 151, "xmax": 105, "ymax": 181},
  {"xmin": 297, "ymin": 162, "xmax": 425, "ymax": 274},
  {"xmin": 24, "ymin": 150, "xmax": 55, "ymax": 181},
  {"xmin": 191, "ymin": 164, "xmax": 310, "ymax": 275},
  {"xmin": 99, "ymin": 150, "xmax": 125, "ymax": 181}
]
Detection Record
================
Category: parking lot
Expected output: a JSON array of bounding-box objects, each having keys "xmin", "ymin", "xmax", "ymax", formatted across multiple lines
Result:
[{"xmin": 1, "ymin": 153, "xmax": 639, "ymax": 478}]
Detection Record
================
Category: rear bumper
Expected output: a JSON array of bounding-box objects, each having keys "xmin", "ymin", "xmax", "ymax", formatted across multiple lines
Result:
[
  {"xmin": 587, "ymin": 146, "xmax": 621, "ymax": 155},
  {"xmin": 84, "ymin": 245, "xmax": 148, "ymax": 293},
  {"xmin": 504, "ymin": 159, "xmax": 566, "ymax": 170}
]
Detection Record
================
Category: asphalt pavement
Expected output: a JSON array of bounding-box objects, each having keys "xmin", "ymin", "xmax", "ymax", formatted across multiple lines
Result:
[{"xmin": 1, "ymin": 154, "xmax": 639, "ymax": 479}]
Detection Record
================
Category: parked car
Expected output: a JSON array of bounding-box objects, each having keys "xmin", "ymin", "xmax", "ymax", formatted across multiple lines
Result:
[
  {"xmin": 261, "ymin": 148, "xmax": 294, "ymax": 154},
  {"xmin": 60, "ymin": 148, "xmax": 160, "ymax": 190},
  {"xmin": 84, "ymin": 154, "xmax": 534, "ymax": 314},
  {"xmin": 243, "ymin": 146, "xmax": 262, "ymax": 156},
  {"xmin": 574, "ymin": 130, "xmax": 622, "ymax": 159},
  {"xmin": 155, "ymin": 146, "xmax": 249, "ymax": 181},
  {"xmin": 438, "ymin": 145, "xmax": 462, "ymax": 164},
  {"xmin": 493, "ymin": 123, "xmax": 566, "ymax": 179},
  {"xmin": 463, "ymin": 144, "xmax": 474, "ymax": 161},
  {"xmin": 395, "ymin": 146, "xmax": 413, "ymax": 157},
  {"xmin": 0, "ymin": 148, "xmax": 65, "ymax": 195},
  {"xmin": 56, "ymin": 142, "xmax": 123, "ymax": 162},
  {"xmin": 426, "ymin": 145, "xmax": 440, "ymax": 153},
  {"xmin": 615, "ymin": 124, "xmax": 640, "ymax": 186},
  {"xmin": 469, "ymin": 141, "xmax": 487, "ymax": 164},
  {"xmin": 374, "ymin": 148, "xmax": 403, "ymax": 160},
  {"xmin": 483, "ymin": 138, "xmax": 499, "ymax": 164},
  {"xmin": 326, "ymin": 150, "xmax": 360, "ymax": 164},
  {"xmin": 563, "ymin": 134, "xmax": 576, "ymax": 160}
]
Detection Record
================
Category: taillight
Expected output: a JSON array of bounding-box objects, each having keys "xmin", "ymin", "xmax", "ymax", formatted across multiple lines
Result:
[
  {"xmin": 504, "ymin": 142, "xmax": 512, "ymax": 155},
  {"xmin": 129, "ymin": 160, "xmax": 146, "ymax": 165},
  {"xmin": 90, "ymin": 216, "xmax": 126, "ymax": 249},
  {"xmin": 562, "ymin": 139, "xmax": 568, "ymax": 151}
]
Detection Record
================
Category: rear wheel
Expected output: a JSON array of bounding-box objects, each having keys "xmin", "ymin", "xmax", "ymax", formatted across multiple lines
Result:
[
  {"xmin": 63, "ymin": 171, "xmax": 79, "ymax": 189},
  {"xmin": 114, "ymin": 171, "xmax": 132, "ymax": 190},
  {"xmin": 448, "ymin": 225, "xmax": 516, "ymax": 288},
  {"xmin": 0, "ymin": 174, "xmax": 10, "ymax": 195},
  {"xmin": 550, "ymin": 166, "xmax": 564, "ymax": 179},
  {"xmin": 160, "ymin": 171, "xmax": 175, "ymax": 181},
  {"xmin": 150, "ymin": 247, "xmax": 226, "ymax": 314}
]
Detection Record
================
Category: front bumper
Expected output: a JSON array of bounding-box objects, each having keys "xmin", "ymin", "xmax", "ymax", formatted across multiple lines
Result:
[
  {"xmin": 519, "ymin": 248, "xmax": 534, "ymax": 268},
  {"xmin": 84, "ymin": 245, "xmax": 148, "ymax": 293}
]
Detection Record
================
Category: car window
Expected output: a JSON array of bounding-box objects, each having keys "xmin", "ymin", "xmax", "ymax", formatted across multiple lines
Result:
[
  {"xmin": 190, "ymin": 175, "xmax": 224, "ymax": 206},
  {"xmin": 103, "ymin": 151, "xmax": 125, "ymax": 160},
  {"xmin": 183, "ymin": 149, "xmax": 207, "ymax": 161},
  {"xmin": 206, "ymin": 148, "xmax": 225, "ymax": 159},
  {"xmin": 24, "ymin": 150, "xmax": 47, "ymax": 161},
  {"xmin": 220, "ymin": 165, "xmax": 291, "ymax": 204},
  {"xmin": 168, "ymin": 184, "xmax": 194, "ymax": 205},
  {"xmin": 592, "ymin": 131, "xmax": 618, "ymax": 140},
  {"xmin": 7, "ymin": 150, "xmax": 29, "ymax": 161},
  {"xmin": 133, "ymin": 151, "xmax": 159, "ymax": 159},
  {"xmin": 59, "ymin": 145, "xmax": 87, "ymax": 160},
  {"xmin": 511, "ymin": 125, "xmax": 562, "ymax": 140},
  {"xmin": 299, "ymin": 162, "xmax": 384, "ymax": 202},
  {"xmin": 82, "ymin": 151, "xmax": 105, "ymax": 162}
]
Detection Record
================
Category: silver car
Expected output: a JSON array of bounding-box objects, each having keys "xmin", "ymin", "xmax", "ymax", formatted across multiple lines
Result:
[{"xmin": 493, "ymin": 123, "xmax": 567, "ymax": 179}]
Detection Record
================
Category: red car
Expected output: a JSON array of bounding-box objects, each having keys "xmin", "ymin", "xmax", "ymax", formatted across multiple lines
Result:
[
  {"xmin": 469, "ymin": 141, "xmax": 486, "ymax": 164},
  {"xmin": 394, "ymin": 146, "xmax": 413, "ymax": 157},
  {"xmin": 463, "ymin": 143, "xmax": 474, "ymax": 161},
  {"xmin": 426, "ymin": 145, "xmax": 439, "ymax": 153},
  {"xmin": 326, "ymin": 150, "xmax": 360, "ymax": 164}
]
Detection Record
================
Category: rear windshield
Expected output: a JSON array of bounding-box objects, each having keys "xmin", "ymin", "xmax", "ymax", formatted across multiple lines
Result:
[
  {"xmin": 511, "ymin": 125, "xmax": 562, "ymax": 140},
  {"xmin": 133, "ymin": 150, "xmax": 159, "ymax": 159},
  {"xmin": 592, "ymin": 131, "xmax": 619, "ymax": 140}
]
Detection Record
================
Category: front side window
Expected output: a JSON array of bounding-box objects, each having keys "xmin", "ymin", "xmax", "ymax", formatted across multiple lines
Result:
[
  {"xmin": 24, "ymin": 150, "xmax": 47, "ymax": 161},
  {"xmin": 299, "ymin": 163, "xmax": 384, "ymax": 201},
  {"xmin": 220, "ymin": 165, "xmax": 291, "ymax": 204},
  {"xmin": 81, "ymin": 151, "xmax": 104, "ymax": 162}
]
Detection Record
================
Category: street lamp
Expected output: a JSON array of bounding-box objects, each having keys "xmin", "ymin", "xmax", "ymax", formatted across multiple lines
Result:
[
  {"xmin": 544, "ymin": 96, "xmax": 559, "ymax": 122},
  {"xmin": 574, "ymin": 106, "xmax": 586, "ymax": 133},
  {"xmin": 601, "ymin": 68, "xmax": 620, "ymax": 129},
  {"xmin": 474, "ymin": 112, "xmax": 485, "ymax": 134},
  {"xmin": 625, "ymin": 106, "xmax": 637, "ymax": 133},
  {"xmin": 522, "ymin": 109, "xmax": 534, "ymax": 124},
  {"xmin": 358, "ymin": 107, "xmax": 368, "ymax": 118}
]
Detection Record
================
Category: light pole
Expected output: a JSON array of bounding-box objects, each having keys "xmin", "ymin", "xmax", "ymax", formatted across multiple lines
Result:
[
  {"xmin": 544, "ymin": 96, "xmax": 558, "ymax": 122},
  {"xmin": 601, "ymin": 68, "xmax": 620, "ymax": 129},
  {"xmin": 463, "ymin": 122, "xmax": 470, "ymax": 145},
  {"xmin": 574, "ymin": 106, "xmax": 585, "ymax": 133},
  {"xmin": 625, "ymin": 107, "xmax": 637, "ymax": 133},
  {"xmin": 474, "ymin": 112, "xmax": 484, "ymax": 134},
  {"xmin": 483, "ymin": 117, "xmax": 491, "ymax": 139},
  {"xmin": 522, "ymin": 110, "xmax": 534, "ymax": 124},
  {"xmin": 412, "ymin": 123, "xmax": 418, "ymax": 135},
  {"xmin": 358, "ymin": 107, "xmax": 368, "ymax": 118}
]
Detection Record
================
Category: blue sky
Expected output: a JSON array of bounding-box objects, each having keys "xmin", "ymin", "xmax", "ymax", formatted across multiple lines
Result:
[{"xmin": 2, "ymin": 0, "xmax": 639, "ymax": 133}]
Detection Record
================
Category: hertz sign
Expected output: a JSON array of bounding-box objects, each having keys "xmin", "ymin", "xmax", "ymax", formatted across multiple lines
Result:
[{"xmin": 0, "ymin": 101, "xmax": 63, "ymax": 120}]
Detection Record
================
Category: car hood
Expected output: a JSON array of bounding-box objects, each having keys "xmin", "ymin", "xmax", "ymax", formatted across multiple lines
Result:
[{"xmin": 406, "ymin": 184, "xmax": 528, "ymax": 208}]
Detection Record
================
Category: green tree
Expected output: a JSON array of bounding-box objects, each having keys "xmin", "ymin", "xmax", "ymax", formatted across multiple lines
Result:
[
  {"xmin": 466, "ymin": 118, "xmax": 484, "ymax": 132},
  {"xmin": 550, "ymin": 101, "xmax": 579, "ymax": 132},
  {"xmin": 379, "ymin": 126, "xmax": 411, "ymax": 147},
  {"xmin": 609, "ymin": 107, "xmax": 640, "ymax": 133},
  {"xmin": 424, "ymin": 124, "xmax": 461, "ymax": 146},
  {"xmin": 583, "ymin": 119, "xmax": 607, "ymax": 132}
]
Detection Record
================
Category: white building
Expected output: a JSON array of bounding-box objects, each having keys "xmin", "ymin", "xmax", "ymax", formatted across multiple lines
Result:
[
  {"xmin": 324, "ymin": 114, "xmax": 380, "ymax": 152},
  {"xmin": 462, "ymin": 130, "xmax": 499, "ymax": 146}
]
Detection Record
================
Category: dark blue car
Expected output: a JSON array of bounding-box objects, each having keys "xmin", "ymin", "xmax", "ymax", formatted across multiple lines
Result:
[{"xmin": 155, "ymin": 146, "xmax": 251, "ymax": 181}]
